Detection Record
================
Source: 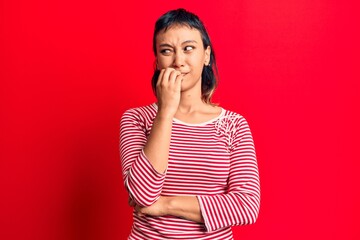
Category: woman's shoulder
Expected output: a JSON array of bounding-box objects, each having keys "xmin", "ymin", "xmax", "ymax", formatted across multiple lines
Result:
[
  {"xmin": 219, "ymin": 106, "xmax": 246, "ymax": 120},
  {"xmin": 123, "ymin": 103, "xmax": 157, "ymax": 115},
  {"xmin": 217, "ymin": 106, "xmax": 251, "ymax": 129},
  {"xmin": 121, "ymin": 103, "xmax": 157, "ymax": 123}
]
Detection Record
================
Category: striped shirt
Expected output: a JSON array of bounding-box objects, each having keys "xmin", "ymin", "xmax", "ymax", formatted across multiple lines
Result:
[{"xmin": 120, "ymin": 103, "xmax": 260, "ymax": 239}]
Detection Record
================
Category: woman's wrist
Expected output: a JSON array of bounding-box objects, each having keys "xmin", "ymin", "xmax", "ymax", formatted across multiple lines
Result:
[
  {"xmin": 165, "ymin": 196, "xmax": 175, "ymax": 216},
  {"xmin": 156, "ymin": 109, "xmax": 176, "ymax": 120}
]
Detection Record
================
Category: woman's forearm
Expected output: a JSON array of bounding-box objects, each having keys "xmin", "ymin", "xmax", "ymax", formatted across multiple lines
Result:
[
  {"xmin": 166, "ymin": 196, "xmax": 204, "ymax": 223},
  {"xmin": 143, "ymin": 68, "xmax": 183, "ymax": 174},
  {"xmin": 143, "ymin": 111, "xmax": 173, "ymax": 173}
]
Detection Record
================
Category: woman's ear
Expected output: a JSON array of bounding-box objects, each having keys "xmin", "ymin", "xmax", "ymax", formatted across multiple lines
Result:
[
  {"xmin": 205, "ymin": 46, "xmax": 211, "ymax": 65},
  {"xmin": 156, "ymin": 58, "xmax": 160, "ymax": 70}
]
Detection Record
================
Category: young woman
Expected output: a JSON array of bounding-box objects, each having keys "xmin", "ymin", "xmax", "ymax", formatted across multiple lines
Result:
[{"xmin": 120, "ymin": 8, "xmax": 260, "ymax": 239}]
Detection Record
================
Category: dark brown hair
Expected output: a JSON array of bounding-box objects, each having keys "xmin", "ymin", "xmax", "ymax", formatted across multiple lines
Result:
[{"xmin": 151, "ymin": 8, "xmax": 219, "ymax": 103}]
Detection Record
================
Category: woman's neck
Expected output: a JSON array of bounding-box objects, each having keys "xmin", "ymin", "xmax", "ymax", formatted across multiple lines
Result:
[{"xmin": 178, "ymin": 88, "xmax": 207, "ymax": 113}]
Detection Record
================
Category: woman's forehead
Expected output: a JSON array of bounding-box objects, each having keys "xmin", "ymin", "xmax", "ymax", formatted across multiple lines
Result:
[{"xmin": 156, "ymin": 25, "xmax": 202, "ymax": 44}]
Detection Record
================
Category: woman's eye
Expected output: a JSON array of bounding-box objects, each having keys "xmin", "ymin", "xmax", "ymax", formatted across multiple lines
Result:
[
  {"xmin": 160, "ymin": 49, "xmax": 171, "ymax": 54},
  {"xmin": 184, "ymin": 46, "xmax": 194, "ymax": 52}
]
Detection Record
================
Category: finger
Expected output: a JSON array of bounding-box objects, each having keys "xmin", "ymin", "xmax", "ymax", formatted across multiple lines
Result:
[
  {"xmin": 174, "ymin": 74, "xmax": 184, "ymax": 90},
  {"xmin": 134, "ymin": 206, "xmax": 145, "ymax": 217},
  {"xmin": 136, "ymin": 212, "xmax": 145, "ymax": 217},
  {"xmin": 168, "ymin": 70, "xmax": 181, "ymax": 84},
  {"xmin": 156, "ymin": 69, "xmax": 166, "ymax": 87},
  {"xmin": 161, "ymin": 68, "xmax": 176, "ymax": 86}
]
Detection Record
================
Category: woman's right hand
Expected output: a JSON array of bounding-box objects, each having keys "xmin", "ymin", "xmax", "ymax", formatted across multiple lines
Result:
[{"xmin": 156, "ymin": 68, "xmax": 183, "ymax": 118}]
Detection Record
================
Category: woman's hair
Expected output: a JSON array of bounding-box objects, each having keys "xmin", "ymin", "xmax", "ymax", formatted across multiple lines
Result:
[{"xmin": 151, "ymin": 8, "xmax": 219, "ymax": 104}]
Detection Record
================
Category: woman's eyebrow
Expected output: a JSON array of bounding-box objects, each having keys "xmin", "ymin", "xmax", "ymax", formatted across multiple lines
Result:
[
  {"xmin": 159, "ymin": 43, "xmax": 173, "ymax": 48},
  {"xmin": 182, "ymin": 40, "xmax": 197, "ymax": 45},
  {"xmin": 159, "ymin": 40, "xmax": 198, "ymax": 48}
]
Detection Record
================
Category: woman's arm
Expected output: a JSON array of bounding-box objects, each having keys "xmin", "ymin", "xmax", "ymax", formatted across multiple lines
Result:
[
  {"xmin": 133, "ymin": 116, "xmax": 260, "ymax": 232},
  {"xmin": 120, "ymin": 68, "xmax": 183, "ymax": 206},
  {"xmin": 143, "ymin": 68, "xmax": 183, "ymax": 173},
  {"xmin": 120, "ymin": 109, "xmax": 168, "ymax": 207},
  {"xmin": 133, "ymin": 195, "xmax": 203, "ymax": 223},
  {"xmin": 197, "ymin": 116, "xmax": 260, "ymax": 232}
]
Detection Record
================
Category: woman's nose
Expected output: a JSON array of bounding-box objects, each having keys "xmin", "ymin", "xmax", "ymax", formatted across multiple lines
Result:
[{"xmin": 173, "ymin": 52, "xmax": 185, "ymax": 68}]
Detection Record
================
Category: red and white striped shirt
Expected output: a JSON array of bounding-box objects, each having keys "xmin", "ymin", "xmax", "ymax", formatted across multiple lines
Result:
[{"xmin": 120, "ymin": 103, "xmax": 260, "ymax": 239}]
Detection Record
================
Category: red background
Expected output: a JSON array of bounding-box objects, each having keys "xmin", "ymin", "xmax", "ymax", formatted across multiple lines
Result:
[{"xmin": 1, "ymin": 0, "xmax": 359, "ymax": 239}]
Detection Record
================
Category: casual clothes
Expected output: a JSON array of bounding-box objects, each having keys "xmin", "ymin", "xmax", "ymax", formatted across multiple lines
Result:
[{"xmin": 120, "ymin": 103, "xmax": 260, "ymax": 239}]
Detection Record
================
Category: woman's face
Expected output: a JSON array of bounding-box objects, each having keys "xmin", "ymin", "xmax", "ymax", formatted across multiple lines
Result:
[{"xmin": 155, "ymin": 25, "xmax": 211, "ymax": 92}]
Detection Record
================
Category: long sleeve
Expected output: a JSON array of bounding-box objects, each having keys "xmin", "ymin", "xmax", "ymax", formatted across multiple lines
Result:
[
  {"xmin": 197, "ymin": 116, "xmax": 260, "ymax": 232},
  {"xmin": 119, "ymin": 109, "xmax": 166, "ymax": 207}
]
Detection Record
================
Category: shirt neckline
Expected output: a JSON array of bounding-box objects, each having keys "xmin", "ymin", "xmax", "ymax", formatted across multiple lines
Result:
[{"xmin": 151, "ymin": 103, "xmax": 225, "ymax": 126}]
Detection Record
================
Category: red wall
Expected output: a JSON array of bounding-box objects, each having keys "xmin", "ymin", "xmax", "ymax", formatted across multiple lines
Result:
[{"xmin": 1, "ymin": 0, "xmax": 359, "ymax": 239}]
